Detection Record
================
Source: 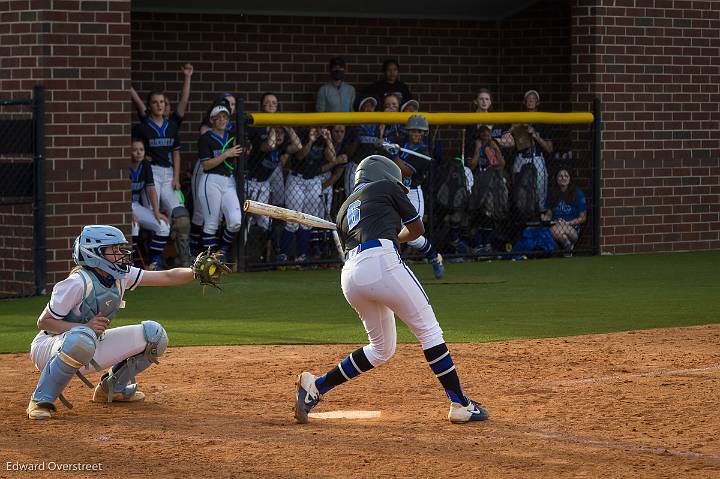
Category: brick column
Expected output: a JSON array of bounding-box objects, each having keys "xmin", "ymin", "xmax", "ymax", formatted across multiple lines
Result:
[
  {"xmin": 1, "ymin": 0, "xmax": 132, "ymax": 291},
  {"xmin": 572, "ymin": 0, "xmax": 720, "ymax": 253}
]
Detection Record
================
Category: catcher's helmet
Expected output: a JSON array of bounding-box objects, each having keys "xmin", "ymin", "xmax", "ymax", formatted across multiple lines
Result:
[
  {"xmin": 72, "ymin": 225, "xmax": 132, "ymax": 280},
  {"xmin": 405, "ymin": 114, "xmax": 429, "ymax": 132},
  {"xmin": 354, "ymin": 155, "xmax": 409, "ymax": 193}
]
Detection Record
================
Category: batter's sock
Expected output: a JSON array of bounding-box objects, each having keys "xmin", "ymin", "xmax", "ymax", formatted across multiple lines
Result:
[
  {"xmin": 202, "ymin": 232, "xmax": 217, "ymax": 251},
  {"xmin": 419, "ymin": 238, "xmax": 439, "ymax": 262},
  {"xmin": 424, "ymin": 343, "xmax": 469, "ymax": 406},
  {"xmin": 279, "ymin": 229, "xmax": 294, "ymax": 255},
  {"xmin": 190, "ymin": 222, "xmax": 203, "ymax": 253},
  {"xmin": 149, "ymin": 234, "xmax": 169, "ymax": 256},
  {"xmin": 314, "ymin": 347, "xmax": 374, "ymax": 395}
]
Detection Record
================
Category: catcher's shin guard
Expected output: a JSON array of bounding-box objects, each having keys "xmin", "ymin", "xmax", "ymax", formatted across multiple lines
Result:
[
  {"xmin": 31, "ymin": 326, "xmax": 97, "ymax": 409},
  {"xmin": 95, "ymin": 321, "xmax": 167, "ymax": 402}
]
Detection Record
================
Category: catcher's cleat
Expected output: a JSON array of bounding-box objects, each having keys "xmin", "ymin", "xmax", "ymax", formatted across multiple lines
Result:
[
  {"xmin": 294, "ymin": 372, "xmax": 321, "ymax": 424},
  {"xmin": 92, "ymin": 383, "xmax": 145, "ymax": 403},
  {"xmin": 27, "ymin": 400, "xmax": 55, "ymax": 420},
  {"xmin": 448, "ymin": 398, "xmax": 489, "ymax": 423}
]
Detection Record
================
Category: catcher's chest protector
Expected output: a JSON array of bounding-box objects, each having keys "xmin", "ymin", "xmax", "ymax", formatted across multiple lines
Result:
[{"xmin": 64, "ymin": 269, "xmax": 126, "ymax": 325}]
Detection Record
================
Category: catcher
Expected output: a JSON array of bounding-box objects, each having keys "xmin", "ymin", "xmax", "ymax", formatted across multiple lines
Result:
[{"xmin": 26, "ymin": 224, "xmax": 230, "ymax": 420}]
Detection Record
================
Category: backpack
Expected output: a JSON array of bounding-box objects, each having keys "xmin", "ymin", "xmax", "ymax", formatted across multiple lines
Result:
[
  {"xmin": 512, "ymin": 162, "xmax": 539, "ymax": 223},
  {"xmin": 434, "ymin": 159, "xmax": 469, "ymax": 211},
  {"xmin": 469, "ymin": 167, "xmax": 508, "ymax": 221}
]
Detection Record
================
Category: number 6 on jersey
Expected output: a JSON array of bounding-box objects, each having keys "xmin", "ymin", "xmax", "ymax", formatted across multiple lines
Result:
[{"xmin": 347, "ymin": 200, "xmax": 361, "ymax": 231}]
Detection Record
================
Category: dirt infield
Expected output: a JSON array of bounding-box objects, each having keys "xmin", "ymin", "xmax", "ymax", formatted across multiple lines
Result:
[{"xmin": 1, "ymin": 325, "xmax": 719, "ymax": 479}]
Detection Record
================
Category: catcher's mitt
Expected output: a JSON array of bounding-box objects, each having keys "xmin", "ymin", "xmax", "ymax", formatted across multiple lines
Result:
[{"xmin": 192, "ymin": 248, "xmax": 232, "ymax": 290}]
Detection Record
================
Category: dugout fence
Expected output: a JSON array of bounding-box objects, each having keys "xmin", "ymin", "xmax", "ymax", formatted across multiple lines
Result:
[
  {"xmin": 0, "ymin": 86, "xmax": 46, "ymax": 298},
  {"xmin": 232, "ymin": 104, "xmax": 600, "ymax": 271}
]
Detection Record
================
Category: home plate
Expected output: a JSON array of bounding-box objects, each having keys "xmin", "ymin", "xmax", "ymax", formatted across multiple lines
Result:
[{"xmin": 308, "ymin": 410, "xmax": 382, "ymax": 420}]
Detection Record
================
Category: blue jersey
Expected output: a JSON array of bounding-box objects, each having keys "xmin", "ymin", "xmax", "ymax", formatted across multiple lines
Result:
[
  {"xmin": 547, "ymin": 188, "xmax": 587, "ymax": 222},
  {"xmin": 136, "ymin": 115, "xmax": 182, "ymax": 168},
  {"xmin": 129, "ymin": 160, "xmax": 154, "ymax": 204},
  {"xmin": 198, "ymin": 130, "xmax": 234, "ymax": 177}
]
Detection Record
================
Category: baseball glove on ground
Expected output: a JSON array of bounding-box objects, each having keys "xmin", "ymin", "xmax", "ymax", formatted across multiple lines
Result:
[{"xmin": 192, "ymin": 248, "xmax": 232, "ymax": 289}]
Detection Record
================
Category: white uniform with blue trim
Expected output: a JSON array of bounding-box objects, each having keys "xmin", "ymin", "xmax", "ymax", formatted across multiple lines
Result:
[{"xmin": 30, "ymin": 267, "xmax": 148, "ymax": 374}]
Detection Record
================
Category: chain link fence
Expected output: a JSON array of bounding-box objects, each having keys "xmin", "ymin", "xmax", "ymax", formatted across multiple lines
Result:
[
  {"xmin": 234, "ymin": 108, "xmax": 599, "ymax": 271},
  {"xmin": 0, "ymin": 86, "xmax": 46, "ymax": 298}
]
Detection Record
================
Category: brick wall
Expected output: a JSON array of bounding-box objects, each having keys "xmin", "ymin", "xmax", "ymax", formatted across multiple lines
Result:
[
  {"xmin": 572, "ymin": 0, "xmax": 720, "ymax": 253},
  {"xmin": 0, "ymin": 0, "xmax": 132, "ymax": 292}
]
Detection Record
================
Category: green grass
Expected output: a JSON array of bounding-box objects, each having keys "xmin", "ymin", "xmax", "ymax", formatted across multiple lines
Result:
[{"xmin": 1, "ymin": 251, "xmax": 718, "ymax": 353}]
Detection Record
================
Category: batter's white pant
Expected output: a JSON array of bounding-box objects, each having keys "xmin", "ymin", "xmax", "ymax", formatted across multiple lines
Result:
[
  {"xmin": 150, "ymin": 165, "xmax": 181, "ymax": 214},
  {"xmin": 513, "ymin": 153, "xmax": 548, "ymax": 211},
  {"xmin": 198, "ymin": 173, "xmax": 242, "ymax": 234},
  {"xmin": 341, "ymin": 239, "xmax": 445, "ymax": 366},
  {"xmin": 30, "ymin": 326, "xmax": 148, "ymax": 374},
  {"xmin": 191, "ymin": 160, "xmax": 205, "ymax": 225},
  {"xmin": 268, "ymin": 165, "xmax": 285, "ymax": 206},
  {"xmin": 285, "ymin": 173, "xmax": 322, "ymax": 233},
  {"xmin": 406, "ymin": 186, "xmax": 428, "ymax": 250},
  {"xmin": 245, "ymin": 178, "xmax": 271, "ymax": 230},
  {"xmin": 132, "ymin": 202, "xmax": 170, "ymax": 236}
]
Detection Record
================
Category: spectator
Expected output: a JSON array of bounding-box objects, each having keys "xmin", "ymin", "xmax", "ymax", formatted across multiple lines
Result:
[
  {"xmin": 130, "ymin": 64, "xmax": 193, "ymax": 138},
  {"xmin": 316, "ymin": 57, "xmax": 356, "ymax": 113},
  {"xmin": 245, "ymin": 93, "xmax": 302, "ymax": 237},
  {"xmin": 467, "ymin": 125, "xmax": 505, "ymax": 173},
  {"xmin": 506, "ymin": 89, "xmax": 554, "ymax": 211},
  {"xmin": 278, "ymin": 127, "xmax": 339, "ymax": 263},
  {"xmin": 542, "ymin": 168, "xmax": 587, "ymax": 255},
  {"xmin": 199, "ymin": 92, "xmax": 237, "ymax": 135},
  {"xmin": 389, "ymin": 114, "xmax": 444, "ymax": 279},
  {"xmin": 195, "ymin": 105, "xmax": 244, "ymax": 257},
  {"xmin": 129, "ymin": 138, "xmax": 170, "ymax": 270},
  {"xmin": 463, "ymin": 88, "xmax": 508, "ymax": 160},
  {"xmin": 190, "ymin": 93, "xmax": 238, "ymax": 254},
  {"xmin": 133, "ymin": 85, "xmax": 192, "ymax": 267},
  {"xmin": 362, "ymin": 59, "xmax": 413, "ymax": 106},
  {"xmin": 379, "ymin": 93, "xmax": 403, "ymax": 145},
  {"xmin": 346, "ymin": 96, "xmax": 380, "ymax": 194}
]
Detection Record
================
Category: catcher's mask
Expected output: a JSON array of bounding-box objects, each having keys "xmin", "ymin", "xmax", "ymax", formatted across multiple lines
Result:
[
  {"xmin": 72, "ymin": 225, "xmax": 132, "ymax": 280},
  {"xmin": 354, "ymin": 155, "xmax": 409, "ymax": 193}
]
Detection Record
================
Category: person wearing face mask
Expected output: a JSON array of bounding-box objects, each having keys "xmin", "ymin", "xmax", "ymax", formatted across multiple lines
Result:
[{"xmin": 316, "ymin": 57, "xmax": 356, "ymax": 113}]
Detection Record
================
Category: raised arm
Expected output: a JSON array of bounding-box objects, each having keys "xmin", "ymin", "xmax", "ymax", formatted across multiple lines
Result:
[
  {"xmin": 130, "ymin": 86, "xmax": 147, "ymax": 117},
  {"xmin": 176, "ymin": 63, "xmax": 193, "ymax": 118}
]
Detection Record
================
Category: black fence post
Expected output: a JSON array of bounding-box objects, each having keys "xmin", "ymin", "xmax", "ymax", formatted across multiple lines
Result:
[
  {"xmin": 32, "ymin": 84, "xmax": 47, "ymax": 295},
  {"xmin": 235, "ymin": 97, "xmax": 247, "ymax": 272},
  {"xmin": 592, "ymin": 96, "xmax": 602, "ymax": 256}
]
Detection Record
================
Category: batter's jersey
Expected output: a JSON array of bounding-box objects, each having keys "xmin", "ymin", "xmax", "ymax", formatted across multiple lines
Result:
[
  {"xmin": 336, "ymin": 180, "xmax": 420, "ymax": 252},
  {"xmin": 398, "ymin": 142, "xmax": 430, "ymax": 189},
  {"xmin": 129, "ymin": 160, "xmax": 154, "ymax": 204},
  {"xmin": 198, "ymin": 130, "xmax": 235, "ymax": 176},
  {"xmin": 135, "ymin": 115, "xmax": 182, "ymax": 168}
]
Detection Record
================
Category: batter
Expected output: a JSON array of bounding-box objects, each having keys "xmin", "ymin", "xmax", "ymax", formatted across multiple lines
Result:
[{"xmin": 294, "ymin": 155, "xmax": 489, "ymax": 424}]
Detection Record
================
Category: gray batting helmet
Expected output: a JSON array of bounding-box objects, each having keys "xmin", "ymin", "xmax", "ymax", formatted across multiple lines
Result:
[
  {"xmin": 354, "ymin": 155, "xmax": 409, "ymax": 193},
  {"xmin": 406, "ymin": 114, "xmax": 429, "ymax": 132}
]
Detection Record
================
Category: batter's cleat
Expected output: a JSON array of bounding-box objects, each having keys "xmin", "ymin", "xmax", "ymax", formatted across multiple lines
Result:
[
  {"xmin": 294, "ymin": 371, "xmax": 321, "ymax": 424},
  {"xmin": 92, "ymin": 383, "xmax": 145, "ymax": 403},
  {"xmin": 448, "ymin": 398, "xmax": 490, "ymax": 423},
  {"xmin": 431, "ymin": 253, "xmax": 444, "ymax": 279},
  {"xmin": 27, "ymin": 400, "xmax": 55, "ymax": 420}
]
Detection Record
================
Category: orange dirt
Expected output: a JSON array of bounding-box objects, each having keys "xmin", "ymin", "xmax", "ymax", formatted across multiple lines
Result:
[{"xmin": 1, "ymin": 325, "xmax": 719, "ymax": 478}]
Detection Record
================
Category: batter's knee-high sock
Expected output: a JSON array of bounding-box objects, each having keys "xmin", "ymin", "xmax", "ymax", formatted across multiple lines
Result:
[
  {"xmin": 417, "ymin": 236, "xmax": 440, "ymax": 262},
  {"xmin": 424, "ymin": 343, "xmax": 469, "ymax": 406},
  {"xmin": 190, "ymin": 222, "xmax": 203, "ymax": 254},
  {"xmin": 279, "ymin": 229, "xmax": 294, "ymax": 255},
  {"xmin": 149, "ymin": 233, "xmax": 169, "ymax": 259},
  {"xmin": 296, "ymin": 228, "xmax": 312, "ymax": 257},
  {"xmin": 314, "ymin": 347, "xmax": 374, "ymax": 395},
  {"xmin": 202, "ymin": 231, "xmax": 217, "ymax": 251}
]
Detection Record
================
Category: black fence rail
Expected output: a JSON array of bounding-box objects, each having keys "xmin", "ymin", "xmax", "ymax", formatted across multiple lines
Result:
[
  {"xmin": 0, "ymin": 85, "xmax": 46, "ymax": 298},
  {"xmin": 232, "ymin": 104, "xmax": 600, "ymax": 271}
]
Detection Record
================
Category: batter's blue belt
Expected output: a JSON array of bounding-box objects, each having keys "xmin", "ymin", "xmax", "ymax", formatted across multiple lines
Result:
[{"xmin": 344, "ymin": 239, "xmax": 399, "ymax": 260}]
